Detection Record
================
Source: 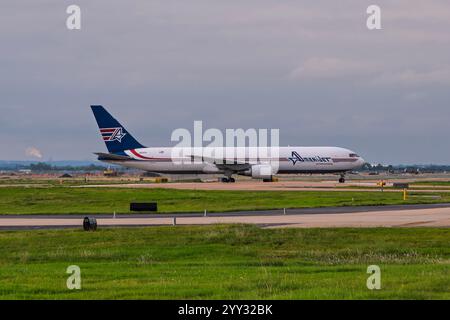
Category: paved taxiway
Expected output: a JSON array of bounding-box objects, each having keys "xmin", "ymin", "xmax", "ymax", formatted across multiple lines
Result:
[{"xmin": 1, "ymin": 204, "xmax": 449, "ymax": 230}]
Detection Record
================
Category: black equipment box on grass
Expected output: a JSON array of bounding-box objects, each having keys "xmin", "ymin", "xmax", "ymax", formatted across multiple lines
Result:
[{"xmin": 130, "ymin": 202, "xmax": 158, "ymax": 212}]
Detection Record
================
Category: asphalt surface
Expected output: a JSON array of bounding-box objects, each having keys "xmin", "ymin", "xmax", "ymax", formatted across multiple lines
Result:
[
  {"xmin": 1, "ymin": 203, "xmax": 449, "ymax": 230},
  {"xmin": 2, "ymin": 202, "xmax": 450, "ymax": 219}
]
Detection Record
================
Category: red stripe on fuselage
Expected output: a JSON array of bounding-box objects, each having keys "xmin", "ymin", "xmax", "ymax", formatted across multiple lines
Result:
[
  {"xmin": 129, "ymin": 149, "xmax": 170, "ymax": 160},
  {"xmin": 129, "ymin": 149, "xmax": 151, "ymax": 159}
]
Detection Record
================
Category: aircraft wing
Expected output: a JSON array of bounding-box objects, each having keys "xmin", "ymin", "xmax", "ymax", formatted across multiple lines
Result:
[{"xmin": 190, "ymin": 155, "xmax": 251, "ymax": 172}]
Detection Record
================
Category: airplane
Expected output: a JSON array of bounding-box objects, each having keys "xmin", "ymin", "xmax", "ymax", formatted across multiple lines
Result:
[{"xmin": 91, "ymin": 105, "xmax": 365, "ymax": 183}]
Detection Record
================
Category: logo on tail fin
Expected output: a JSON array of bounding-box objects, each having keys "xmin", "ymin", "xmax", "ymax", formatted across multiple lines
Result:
[{"xmin": 100, "ymin": 127, "xmax": 127, "ymax": 143}]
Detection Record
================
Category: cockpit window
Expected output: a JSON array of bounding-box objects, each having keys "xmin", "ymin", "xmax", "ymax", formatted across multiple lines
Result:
[{"xmin": 349, "ymin": 153, "xmax": 359, "ymax": 158}]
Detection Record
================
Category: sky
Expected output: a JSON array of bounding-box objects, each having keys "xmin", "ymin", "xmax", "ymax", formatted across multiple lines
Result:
[{"xmin": 1, "ymin": 0, "xmax": 449, "ymax": 164}]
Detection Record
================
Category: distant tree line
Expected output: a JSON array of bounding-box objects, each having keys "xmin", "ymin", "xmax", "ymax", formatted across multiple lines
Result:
[
  {"xmin": 361, "ymin": 163, "xmax": 450, "ymax": 173},
  {"xmin": 28, "ymin": 162, "xmax": 107, "ymax": 172}
]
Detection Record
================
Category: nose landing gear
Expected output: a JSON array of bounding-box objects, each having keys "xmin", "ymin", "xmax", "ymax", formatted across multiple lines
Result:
[{"xmin": 338, "ymin": 174, "xmax": 346, "ymax": 183}]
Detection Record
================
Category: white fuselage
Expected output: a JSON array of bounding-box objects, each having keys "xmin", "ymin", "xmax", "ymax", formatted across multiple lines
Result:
[{"xmin": 102, "ymin": 146, "xmax": 365, "ymax": 175}]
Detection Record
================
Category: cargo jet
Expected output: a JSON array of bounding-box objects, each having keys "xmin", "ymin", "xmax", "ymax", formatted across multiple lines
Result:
[{"xmin": 91, "ymin": 105, "xmax": 365, "ymax": 183}]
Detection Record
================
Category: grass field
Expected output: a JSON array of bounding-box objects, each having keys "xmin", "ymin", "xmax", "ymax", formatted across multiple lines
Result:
[
  {"xmin": 1, "ymin": 186, "xmax": 450, "ymax": 214},
  {"xmin": 0, "ymin": 178, "xmax": 161, "ymax": 186},
  {"xmin": 0, "ymin": 225, "xmax": 448, "ymax": 299},
  {"xmin": 411, "ymin": 180, "xmax": 450, "ymax": 186}
]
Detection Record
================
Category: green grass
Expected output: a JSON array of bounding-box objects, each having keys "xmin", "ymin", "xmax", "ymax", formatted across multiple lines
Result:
[
  {"xmin": 411, "ymin": 181, "xmax": 450, "ymax": 186},
  {"xmin": 1, "ymin": 187, "xmax": 450, "ymax": 214},
  {"xmin": 0, "ymin": 178, "xmax": 160, "ymax": 186},
  {"xmin": 0, "ymin": 225, "xmax": 448, "ymax": 299}
]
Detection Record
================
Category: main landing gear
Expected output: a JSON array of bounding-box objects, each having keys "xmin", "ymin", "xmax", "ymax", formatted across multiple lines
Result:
[
  {"xmin": 338, "ymin": 173, "xmax": 346, "ymax": 183},
  {"xmin": 220, "ymin": 177, "xmax": 235, "ymax": 183}
]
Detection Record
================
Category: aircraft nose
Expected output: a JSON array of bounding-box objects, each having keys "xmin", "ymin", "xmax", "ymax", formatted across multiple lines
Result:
[{"xmin": 358, "ymin": 157, "xmax": 366, "ymax": 166}]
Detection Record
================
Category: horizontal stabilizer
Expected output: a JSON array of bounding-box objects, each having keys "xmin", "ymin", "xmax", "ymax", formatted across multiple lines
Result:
[{"xmin": 94, "ymin": 152, "xmax": 132, "ymax": 161}]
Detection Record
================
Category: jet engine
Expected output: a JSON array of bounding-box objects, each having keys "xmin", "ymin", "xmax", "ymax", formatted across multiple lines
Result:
[{"xmin": 244, "ymin": 164, "xmax": 275, "ymax": 179}]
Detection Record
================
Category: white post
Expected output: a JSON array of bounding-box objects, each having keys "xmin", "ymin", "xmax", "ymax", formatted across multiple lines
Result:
[{"xmin": 204, "ymin": 209, "xmax": 207, "ymax": 217}]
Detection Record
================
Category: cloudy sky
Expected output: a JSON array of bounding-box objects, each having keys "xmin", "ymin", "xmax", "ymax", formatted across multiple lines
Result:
[{"xmin": 1, "ymin": 0, "xmax": 449, "ymax": 164}]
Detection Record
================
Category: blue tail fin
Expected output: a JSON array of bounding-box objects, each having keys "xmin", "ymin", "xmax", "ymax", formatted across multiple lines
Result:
[{"xmin": 91, "ymin": 105, "xmax": 145, "ymax": 154}]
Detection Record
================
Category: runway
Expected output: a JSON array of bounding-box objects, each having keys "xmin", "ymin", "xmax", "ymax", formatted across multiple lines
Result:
[{"xmin": 1, "ymin": 203, "xmax": 449, "ymax": 230}]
